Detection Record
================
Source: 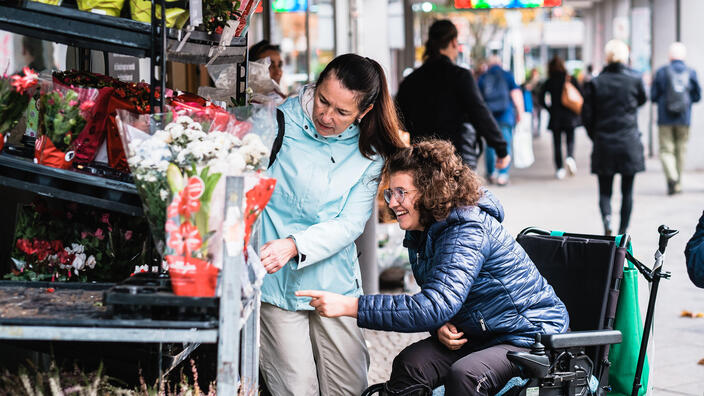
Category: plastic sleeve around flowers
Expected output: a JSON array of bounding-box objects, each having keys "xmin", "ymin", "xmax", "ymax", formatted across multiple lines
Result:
[{"xmin": 290, "ymin": 158, "xmax": 383, "ymax": 270}]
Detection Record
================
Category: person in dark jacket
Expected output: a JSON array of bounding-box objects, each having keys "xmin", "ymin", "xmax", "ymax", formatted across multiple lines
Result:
[
  {"xmin": 685, "ymin": 211, "xmax": 704, "ymax": 288},
  {"xmin": 540, "ymin": 56, "xmax": 581, "ymax": 179},
  {"xmin": 650, "ymin": 42, "xmax": 701, "ymax": 195},
  {"xmin": 582, "ymin": 40, "xmax": 647, "ymax": 236},
  {"xmin": 395, "ymin": 20, "xmax": 509, "ymax": 172},
  {"xmin": 478, "ymin": 54, "xmax": 524, "ymax": 186},
  {"xmin": 297, "ymin": 140, "xmax": 569, "ymax": 396}
]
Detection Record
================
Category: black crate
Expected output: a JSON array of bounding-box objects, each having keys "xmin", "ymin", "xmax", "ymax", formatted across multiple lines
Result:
[{"xmin": 103, "ymin": 273, "xmax": 218, "ymax": 322}]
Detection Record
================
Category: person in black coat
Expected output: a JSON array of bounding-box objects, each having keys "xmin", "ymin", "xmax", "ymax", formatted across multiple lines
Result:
[
  {"xmin": 396, "ymin": 19, "xmax": 509, "ymax": 172},
  {"xmin": 582, "ymin": 40, "xmax": 647, "ymax": 236},
  {"xmin": 540, "ymin": 56, "xmax": 581, "ymax": 179}
]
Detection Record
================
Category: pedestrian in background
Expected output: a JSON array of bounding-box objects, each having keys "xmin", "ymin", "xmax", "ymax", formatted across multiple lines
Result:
[
  {"xmin": 540, "ymin": 56, "xmax": 581, "ymax": 179},
  {"xmin": 524, "ymin": 68, "xmax": 543, "ymax": 137},
  {"xmin": 582, "ymin": 40, "xmax": 646, "ymax": 236},
  {"xmin": 250, "ymin": 40, "xmax": 284, "ymax": 85},
  {"xmin": 478, "ymin": 53, "xmax": 524, "ymax": 186},
  {"xmin": 258, "ymin": 54, "xmax": 404, "ymax": 396},
  {"xmin": 650, "ymin": 42, "xmax": 701, "ymax": 195},
  {"xmin": 395, "ymin": 19, "xmax": 509, "ymax": 172}
]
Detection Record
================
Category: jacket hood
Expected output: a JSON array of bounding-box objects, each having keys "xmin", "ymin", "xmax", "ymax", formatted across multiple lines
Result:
[
  {"xmin": 445, "ymin": 188, "xmax": 505, "ymax": 225},
  {"xmin": 670, "ymin": 59, "xmax": 687, "ymax": 72},
  {"xmin": 476, "ymin": 188, "xmax": 504, "ymax": 223}
]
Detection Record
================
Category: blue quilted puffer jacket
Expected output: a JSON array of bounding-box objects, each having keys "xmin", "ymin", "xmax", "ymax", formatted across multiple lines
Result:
[{"xmin": 357, "ymin": 189, "xmax": 569, "ymax": 348}]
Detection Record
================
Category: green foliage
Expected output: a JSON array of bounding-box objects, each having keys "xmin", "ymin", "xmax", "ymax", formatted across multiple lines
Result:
[
  {"xmin": 39, "ymin": 89, "xmax": 87, "ymax": 151},
  {"xmin": 0, "ymin": 78, "xmax": 31, "ymax": 135},
  {"xmin": 133, "ymin": 173, "xmax": 169, "ymax": 252}
]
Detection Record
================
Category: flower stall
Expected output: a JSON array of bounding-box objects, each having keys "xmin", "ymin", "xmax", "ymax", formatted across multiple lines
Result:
[{"xmin": 0, "ymin": 0, "xmax": 269, "ymax": 393}]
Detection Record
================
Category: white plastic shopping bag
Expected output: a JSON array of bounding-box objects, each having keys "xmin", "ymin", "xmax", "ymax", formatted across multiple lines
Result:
[{"xmin": 513, "ymin": 112, "xmax": 534, "ymax": 169}]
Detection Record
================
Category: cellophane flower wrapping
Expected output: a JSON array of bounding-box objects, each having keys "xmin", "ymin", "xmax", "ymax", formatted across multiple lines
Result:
[
  {"xmin": 35, "ymin": 83, "xmax": 99, "ymax": 169},
  {"xmin": 53, "ymin": 71, "xmax": 115, "ymax": 165},
  {"xmin": 53, "ymin": 70, "xmax": 169, "ymax": 171},
  {"xmin": 117, "ymin": 103, "xmax": 277, "ymax": 297}
]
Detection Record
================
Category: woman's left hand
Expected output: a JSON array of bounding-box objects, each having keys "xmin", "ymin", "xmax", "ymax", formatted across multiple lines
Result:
[
  {"xmin": 295, "ymin": 290, "xmax": 359, "ymax": 318},
  {"xmin": 260, "ymin": 238, "xmax": 298, "ymax": 274}
]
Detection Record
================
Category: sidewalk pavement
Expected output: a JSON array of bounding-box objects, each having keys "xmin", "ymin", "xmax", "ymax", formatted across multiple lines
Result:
[{"xmin": 363, "ymin": 128, "xmax": 704, "ymax": 395}]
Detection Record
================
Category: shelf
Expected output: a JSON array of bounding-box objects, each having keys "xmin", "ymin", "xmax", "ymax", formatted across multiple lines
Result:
[
  {"xmin": 0, "ymin": 153, "xmax": 143, "ymax": 217},
  {"xmin": 0, "ymin": 1, "xmax": 247, "ymax": 63},
  {"xmin": 0, "ymin": 325, "xmax": 218, "ymax": 342},
  {"xmin": 167, "ymin": 32, "xmax": 247, "ymax": 65},
  {"xmin": 0, "ymin": 281, "xmax": 219, "ymax": 330},
  {"xmin": 0, "ymin": 1, "xmax": 153, "ymax": 58}
]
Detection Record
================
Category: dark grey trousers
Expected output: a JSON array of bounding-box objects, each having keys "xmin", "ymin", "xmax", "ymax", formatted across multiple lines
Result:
[{"xmin": 385, "ymin": 337, "xmax": 528, "ymax": 396}]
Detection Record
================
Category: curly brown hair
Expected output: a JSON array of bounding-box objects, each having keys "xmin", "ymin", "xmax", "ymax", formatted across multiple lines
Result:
[{"xmin": 384, "ymin": 139, "xmax": 483, "ymax": 227}]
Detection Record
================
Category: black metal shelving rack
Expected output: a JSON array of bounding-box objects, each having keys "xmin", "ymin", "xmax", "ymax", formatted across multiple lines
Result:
[{"xmin": 0, "ymin": 2, "xmax": 258, "ymax": 393}]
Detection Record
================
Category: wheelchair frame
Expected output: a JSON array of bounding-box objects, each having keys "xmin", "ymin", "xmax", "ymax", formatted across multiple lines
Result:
[
  {"xmin": 508, "ymin": 226, "xmax": 677, "ymax": 396},
  {"xmin": 361, "ymin": 225, "xmax": 677, "ymax": 396}
]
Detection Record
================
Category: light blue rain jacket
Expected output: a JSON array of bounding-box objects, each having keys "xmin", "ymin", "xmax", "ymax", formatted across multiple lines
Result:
[{"xmin": 261, "ymin": 85, "xmax": 383, "ymax": 311}]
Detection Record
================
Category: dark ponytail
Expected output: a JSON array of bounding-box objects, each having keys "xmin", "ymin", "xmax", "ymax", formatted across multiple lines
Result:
[
  {"xmin": 316, "ymin": 54, "xmax": 404, "ymax": 160},
  {"xmin": 423, "ymin": 20, "xmax": 458, "ymax": 61}
]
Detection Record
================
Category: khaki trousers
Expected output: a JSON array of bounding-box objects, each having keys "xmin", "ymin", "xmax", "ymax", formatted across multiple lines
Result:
[
  {"xmin": 658, "ymin": 125, "xmax": 690, "ymax": 191},
  {"xmin": 259, "ymin": 302, "xmax": 370, "ymax": 396}
]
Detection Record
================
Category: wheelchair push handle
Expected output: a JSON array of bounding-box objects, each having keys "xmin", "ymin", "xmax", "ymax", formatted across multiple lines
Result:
[{"xmin": 657, "ymin": 225, "xmax": 679, "ymax": 254}]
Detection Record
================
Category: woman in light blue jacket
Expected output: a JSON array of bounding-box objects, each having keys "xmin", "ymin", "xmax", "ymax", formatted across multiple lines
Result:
[{"xmin": 258, "ymin": 54, "xmax": 405, "ymax": 396}]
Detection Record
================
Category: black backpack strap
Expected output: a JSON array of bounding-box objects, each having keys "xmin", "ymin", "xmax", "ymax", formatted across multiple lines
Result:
[{"xmin": 268, "ymin": 109, "xmax": 285, "ymax": 169}]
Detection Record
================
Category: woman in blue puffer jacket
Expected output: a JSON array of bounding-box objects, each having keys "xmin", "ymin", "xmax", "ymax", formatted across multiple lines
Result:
[{"xmin": 297, "ymin": 139, "xmax": 569, "ymax": 396}]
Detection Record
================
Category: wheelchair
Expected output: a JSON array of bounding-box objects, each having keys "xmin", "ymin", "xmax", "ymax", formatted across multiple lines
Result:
[{"xmin": 362, "ymin": 225, "xmax": 677, "ymax": 396}]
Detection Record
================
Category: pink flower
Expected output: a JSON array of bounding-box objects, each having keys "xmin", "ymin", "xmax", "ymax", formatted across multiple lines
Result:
[
  {"xmin": 124, "ymin": 230, "xmax": 133, "ymax": 241},
  {"xmin": 100, "ymin": 213, "xmax": 110, "ymax": 225},
  {"xmin": 81, "ymin": 231, "xmax": 89, "ymax": 239},
  {"xmin": 66, "ymin": 212, "xmax": 73, "ymax": 220},
  {"xmin": 10, "ymin": 67, "xmax": 38, "ymax": 94},
  {"xmin": 94, "ymin": 228, "xmax": 104, "ymax": 240},
  {"xmin": 80, "ymin": 100, "xmax": 95, "ymax": 112},
  {"xmin": 69, "ymin": 100, "xmax": 78, "ymax": 107}
]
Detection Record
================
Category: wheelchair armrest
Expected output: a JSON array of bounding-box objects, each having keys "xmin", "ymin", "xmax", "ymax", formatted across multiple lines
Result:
[
  {"xmin": 507, "ymin": 350, "xmax": 550, "ymax": 378},
  {"xmin": 542, "ymin": 330, "xmax": 622, "ymax": 349}
]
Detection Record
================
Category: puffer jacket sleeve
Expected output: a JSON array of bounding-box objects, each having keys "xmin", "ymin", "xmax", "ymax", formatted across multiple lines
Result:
[
  {"xmin": 357, "ymin": 220, "xmax": 486, "ymax": 332},
  {"xmin": 685, "ymin": 210, "xmax": 704, "ymax": 288}
]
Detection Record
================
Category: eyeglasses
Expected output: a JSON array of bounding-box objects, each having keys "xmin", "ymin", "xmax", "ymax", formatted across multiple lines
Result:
[{"xmin": 383, "ymin": 188, "xmax": 417, "ymax": 204}]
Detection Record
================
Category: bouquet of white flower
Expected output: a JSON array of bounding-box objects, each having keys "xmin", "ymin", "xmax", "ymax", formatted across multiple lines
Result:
[{"xmin": 117, "ymin": 103, "xmax": 276, "ymax": 296}]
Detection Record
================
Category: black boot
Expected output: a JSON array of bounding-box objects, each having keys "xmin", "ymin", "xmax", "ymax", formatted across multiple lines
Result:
[{"xmin": 667, "ymin": 181, "xmax": 676, "ymax": 196}]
